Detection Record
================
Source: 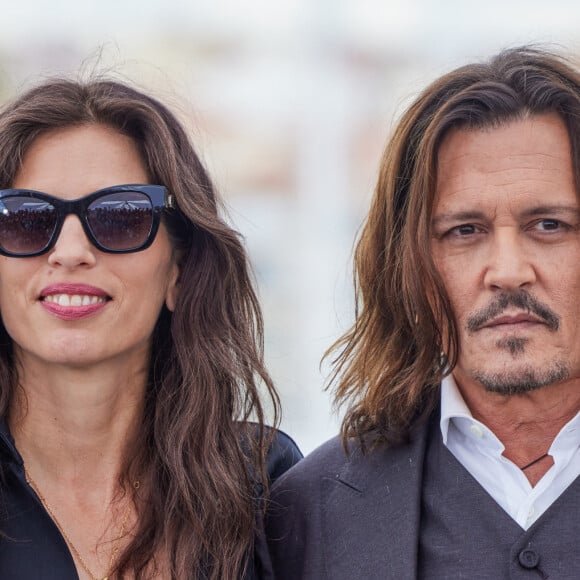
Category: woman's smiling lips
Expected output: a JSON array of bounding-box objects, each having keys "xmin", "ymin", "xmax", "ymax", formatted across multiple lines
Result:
[{"xmin": 39, "ymin": 283, "xmax": 110, "ymax": 320}]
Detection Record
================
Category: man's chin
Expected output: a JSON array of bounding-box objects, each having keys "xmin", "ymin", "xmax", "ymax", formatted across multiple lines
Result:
[{"xmin": 470, "ymin": 361, "xmax": 569, "ymax": 396}]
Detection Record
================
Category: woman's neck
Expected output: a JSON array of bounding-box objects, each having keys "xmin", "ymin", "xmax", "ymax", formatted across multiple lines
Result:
[{"xmin": 9, "ymin": 358, "xmax": 146, "ymax": 491}]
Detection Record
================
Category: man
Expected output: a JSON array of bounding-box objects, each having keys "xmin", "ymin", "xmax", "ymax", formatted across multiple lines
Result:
[{"xmin": 266, "ymin": 47, "xmax": 580, "ymax": 579}]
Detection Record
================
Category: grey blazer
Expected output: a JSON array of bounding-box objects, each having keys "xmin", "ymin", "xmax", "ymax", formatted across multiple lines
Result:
[{"xmin": 266, "ymin": 423, "xmax": 429, "ymax": 579}]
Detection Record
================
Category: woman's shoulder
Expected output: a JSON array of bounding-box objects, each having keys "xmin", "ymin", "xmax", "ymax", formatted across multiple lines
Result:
[
  {"xmin": 269, "ymin": 435, "xmax": 346, "ymax": 493},
  {"xmin": 238, "ymin": 422, "xmax": 303, "ymax": 485},
  {"xmin": 264, "ymin": 427, "xmax": 303, "ymax": 485}
]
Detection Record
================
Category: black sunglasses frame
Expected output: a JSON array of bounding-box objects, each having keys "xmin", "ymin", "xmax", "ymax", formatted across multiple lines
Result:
[{"xmin": 0, "ymin": 184, "xmax": 173, "ymax": 257}]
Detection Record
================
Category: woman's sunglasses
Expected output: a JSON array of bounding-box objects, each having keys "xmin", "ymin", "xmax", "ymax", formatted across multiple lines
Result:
[{"xmin": 0, "ymin": 184, "xmax": 173, "ymax": 257}]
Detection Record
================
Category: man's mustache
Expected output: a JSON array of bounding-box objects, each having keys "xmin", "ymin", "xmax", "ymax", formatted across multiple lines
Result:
[{"xmin": 466, "ymin": 291, "xmax": 560, "ymax": 333}]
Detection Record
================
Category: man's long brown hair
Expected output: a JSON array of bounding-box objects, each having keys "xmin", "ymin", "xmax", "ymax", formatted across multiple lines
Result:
[
  {"xmin": 328, "ymin": 46, "xmax": 580, "ymax": 448},
  {"xmin": 0, "ymin": 78, "xmax": 280, "ymax": 578}
]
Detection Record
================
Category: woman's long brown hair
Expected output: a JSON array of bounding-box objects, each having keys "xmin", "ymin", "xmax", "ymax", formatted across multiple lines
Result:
[
  {"xmin": 0, "ymin": 78, "xmax": 280, "ymax": 578},
  {"xmin": 327, "ymin": 46, "xmax": 580, "ymax": 449}
]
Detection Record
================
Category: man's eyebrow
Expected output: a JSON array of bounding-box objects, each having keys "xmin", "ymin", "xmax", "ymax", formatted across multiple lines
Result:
[
  {"xmin": 520, "ymin": 205, "xmax": 580, "ymax": 218},
  {"xmin": 431, "ymin": 211, "xmax": 486, "ymax": 228}
]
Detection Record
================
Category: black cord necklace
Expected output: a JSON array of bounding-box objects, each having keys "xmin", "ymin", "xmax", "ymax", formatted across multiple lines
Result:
[{"xmin": 520, "ymin": 452, "xmax": 550, "ymax": 471}]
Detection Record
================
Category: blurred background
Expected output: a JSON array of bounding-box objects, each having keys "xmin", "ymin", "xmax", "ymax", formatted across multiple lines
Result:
[{"xmin": 1, "ymin": 0, "xmax": 579, "ymax": 454}]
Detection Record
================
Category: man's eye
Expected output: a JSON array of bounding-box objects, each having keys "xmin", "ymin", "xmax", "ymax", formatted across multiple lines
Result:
[
  {"xmin": 449, "ymin": 224, "xmax": 478, "ymax": 236},
  {"xmin": 534, "ymin": 219, "xmax": 564, "ymax": 231}
]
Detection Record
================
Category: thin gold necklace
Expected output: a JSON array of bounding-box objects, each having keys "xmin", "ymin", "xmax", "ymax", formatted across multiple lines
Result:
[{"xmin": 25, "ymin": 468, "xmax": 138, "ymax": 580}]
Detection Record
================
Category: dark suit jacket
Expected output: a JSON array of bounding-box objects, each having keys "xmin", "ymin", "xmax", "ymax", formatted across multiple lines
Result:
[
  {"xmin": 252, "ymin": 429, "xmax": 303, "ymax": 579},
  {"xmin": 266, "ymin": 423, "xmax": 429, "ymax": 579}
]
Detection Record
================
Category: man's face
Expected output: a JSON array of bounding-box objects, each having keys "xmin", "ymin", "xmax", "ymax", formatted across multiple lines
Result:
[{"xmin": 431, "ymin": 114, "xmax": 580, "ymax": 395}]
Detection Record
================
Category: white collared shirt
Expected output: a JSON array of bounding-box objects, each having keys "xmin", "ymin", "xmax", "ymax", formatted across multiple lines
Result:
[{"xmin": 440, "ymin": 375, "xmax": 580, "ymax": 529}]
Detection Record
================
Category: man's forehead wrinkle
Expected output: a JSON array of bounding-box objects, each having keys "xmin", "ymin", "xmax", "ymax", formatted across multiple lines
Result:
[
  {"xmin": 441, "ymin": 171, "xmax": 565, "ymax": 185},
  {"xmin": 479, "ymin": 160, "xmax": 567, "ymax": 174},
  {"xmin": 509, "ymin": 151, "xmax": 570, "ymax": 163},
  {"xmin": 441, "ymin": 150, "xmax": 563, "ymax": 161},
  {"xmin": 436, "ymin": 158, "xmax": 572, "ymax": 198},
  {"xmin": 448, "ymin": 178, "xmax": 573, "ymax": 193},
  {"xmin": 435, "ymin": 177, "xmax": 574, "ymax": 202},
  {"xmin": 439, "ymin": 155, "xmax": 567, "ymax": 174}
]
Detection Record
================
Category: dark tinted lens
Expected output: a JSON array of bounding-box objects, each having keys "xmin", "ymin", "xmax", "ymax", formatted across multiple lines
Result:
[
  {"xmin": 0, "ymin": 196, "xmax": 57, "ymax": 255},
  {"xmin": 86, "ymin": 191, "xmax": 154, "ymax": 251}
]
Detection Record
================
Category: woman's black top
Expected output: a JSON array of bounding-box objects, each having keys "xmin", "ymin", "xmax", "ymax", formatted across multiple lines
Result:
[{"xmin": 0, "ymin": 420, "xmax": 302, "ymax": 579}]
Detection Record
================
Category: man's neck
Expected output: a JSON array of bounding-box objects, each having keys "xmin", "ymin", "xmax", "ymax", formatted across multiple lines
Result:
[{"xmin": 451, "ymin": 371, "xmax": 580, "ymax": 484}]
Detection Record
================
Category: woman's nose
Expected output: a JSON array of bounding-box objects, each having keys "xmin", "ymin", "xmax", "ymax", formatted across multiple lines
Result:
[{"xmin": 47, "ymin": 215, "xmax": 97, "ymax": 268}]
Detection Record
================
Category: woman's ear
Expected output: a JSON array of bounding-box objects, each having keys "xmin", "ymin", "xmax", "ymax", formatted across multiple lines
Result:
[{"xmin": 165, "ymin": 261, "xmax": 180, "ymax": 312}]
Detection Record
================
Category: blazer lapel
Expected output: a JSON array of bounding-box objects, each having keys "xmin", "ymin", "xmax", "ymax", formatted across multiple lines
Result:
[{"xmin": 321, "ymin": 423, "xmax": 429, "ymax": 580}]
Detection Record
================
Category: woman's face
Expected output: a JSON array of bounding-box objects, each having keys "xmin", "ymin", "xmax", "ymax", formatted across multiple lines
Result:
[{"xmin": 0, "ymin": 124, "xmax": 179, "ymax": 370}]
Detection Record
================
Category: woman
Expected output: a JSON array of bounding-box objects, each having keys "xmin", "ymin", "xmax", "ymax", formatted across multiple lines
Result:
[{"xmin": 0, "ymin": 78, "xmax": 301, "ymax": 579}]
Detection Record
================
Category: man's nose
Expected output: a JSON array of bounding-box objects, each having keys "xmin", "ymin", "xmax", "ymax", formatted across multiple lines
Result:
[
  {"xmin": 482, "ymin": 228, "xmax": 536, "ymax": 290},
  {"xmin": 47, "ymin": 215, "xmax": 97, "ymax": 268}
]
